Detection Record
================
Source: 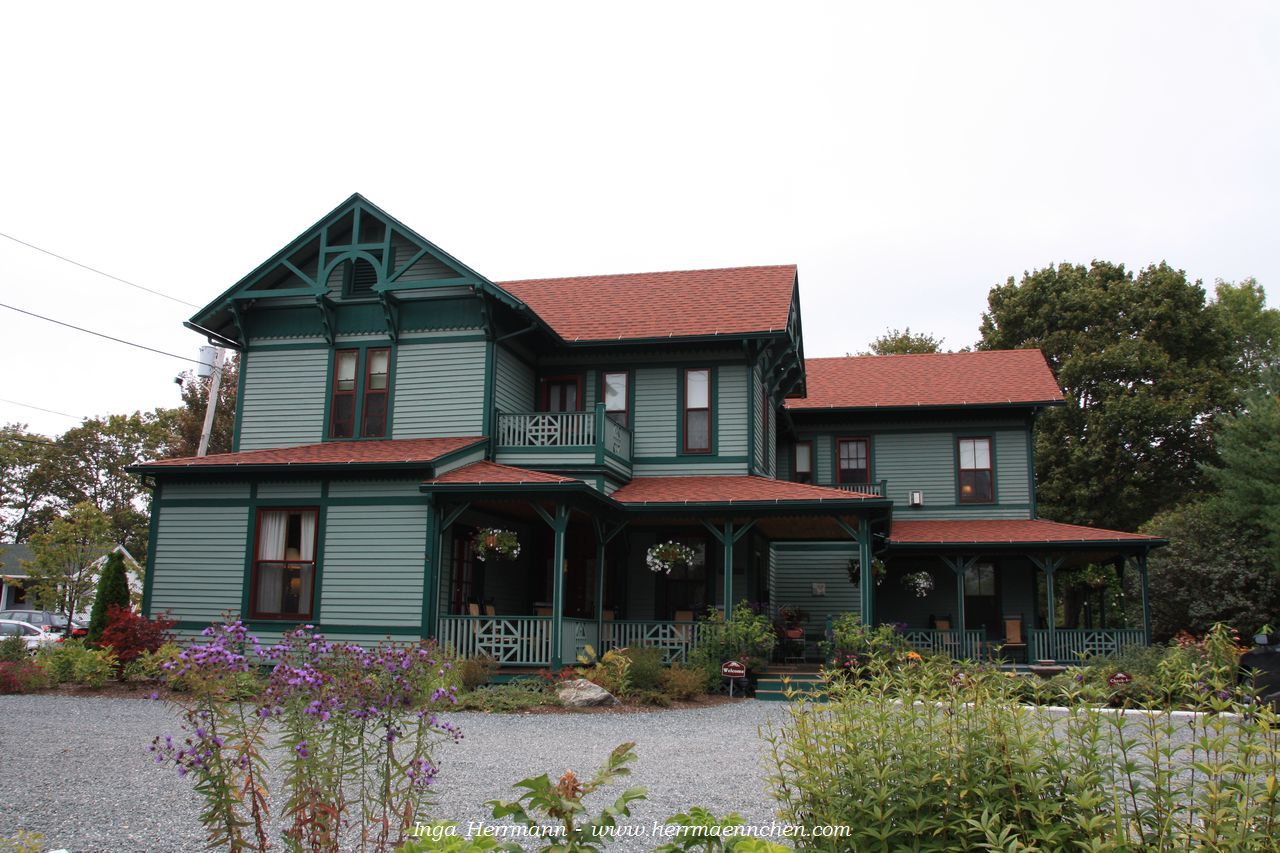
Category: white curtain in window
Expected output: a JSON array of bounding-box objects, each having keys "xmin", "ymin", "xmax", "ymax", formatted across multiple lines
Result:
[
  {"xmin": 297, "ymin": 511, "xmax": 316, "ymax": 614},
  {"xmin": 256, "ymin": 511, "xmax": 288, "ymax": 613}
]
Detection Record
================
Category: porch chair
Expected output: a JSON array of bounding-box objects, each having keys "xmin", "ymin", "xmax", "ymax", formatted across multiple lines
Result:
[
  {"xmin": 1001, "ymin": 616, "xmax": 1027, "ymax": 663},
  {"xmin": 934, "ymin": 619, "xmax": 956, "ymax": 658},
  {"xmin": 484, "ymin": 604, "xmax": 497, "ymax": 617},
  {"xmin": 673, "ymin": 609, "xmax": 695, "ymax": 645}
]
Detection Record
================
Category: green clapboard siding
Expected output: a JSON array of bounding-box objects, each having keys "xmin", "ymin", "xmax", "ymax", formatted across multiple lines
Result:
[
  {"xmin": 392, "ymin": 340, "xmax": 486, "ymax": 437},
  {"xmin": 161, "ymin": 482, "xmax": 251, "ymax": 500},
  {"xmin": 995, "ymin": 430, "xmax": 1030, "ymax": 505},
  {"xmin": 150, "ymin": 505, "xmax": 248, "ymax": 622},
  {"xmin": 257, "ymin": 481, "xmax": 323, "ymax": 500},
  {"xmin": 718, "ymin": 364, "xmax": 749, "ymax": 457},
  {"xmin": 327, "ymin": 479, "xmax": 425, "ymax": 498},
  {"xmin": 770, "ymin": 543, "xmax": 860, "ymax": 634},
  {"xmin": 632, "ymin": 367, "xmax": 677, "ymax": 457},
  {"xmin": 239, "ymin": 348, "xmax": 328, "ymax": 450},
  {"xmin": 494, "ymin": 345, "xmax": 535, "ymax": 413},
  {"xmin": 873, "ymin": 432, "xmax": 955, "ymax": 504},
  {"xmin": 321, "ymin": 505, "xmax": 427, "ymax": 626}
]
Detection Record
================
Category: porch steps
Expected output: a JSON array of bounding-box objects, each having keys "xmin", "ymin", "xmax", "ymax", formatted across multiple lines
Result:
[{"xmin": 755, "ymin": 672, "xmax": 828, "ymax": 702}]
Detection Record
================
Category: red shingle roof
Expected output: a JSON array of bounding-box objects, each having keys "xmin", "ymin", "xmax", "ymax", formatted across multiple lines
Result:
[
  {"xmin": 889, "ymin": 519, "xmax": 1160, "ymax": 545},
  {"xmin": 787, "ymin": 350, "xmax": 1064, "ymax": 410},
  {"xmin": 500, "ymin": 265, "xmax": 796, "ymax": 343},
  {"xmin": 611, "ymin": 476, "xmax": 879, "ymax": 505},
  {"xmin": 427, "ymin": 461, "xmax": 580, "ymax": 485},
  {"xmin": 137, "ymin": 437, "xmax": 485, "ymax": 469}
]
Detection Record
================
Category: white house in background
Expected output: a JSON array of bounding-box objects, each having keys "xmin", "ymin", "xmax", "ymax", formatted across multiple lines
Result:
[{"xmin": 0, "ymin": 542, "xmax": 143, "ymax": 617}]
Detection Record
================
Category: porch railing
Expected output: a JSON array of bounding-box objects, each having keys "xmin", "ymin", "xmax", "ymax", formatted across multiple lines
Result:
[
  {"xmin": 495, "ymin": 409, "xmax": 633, "ymax": 462},
  {"xmin": 601, "ymin": 620, "xmax": 702, "ymax": 663},
  {"xmin": 1027, "ymin": 628, "xmax": 1147, "ymax": 665},
  {"xmin": 902, "ymin": 628, "xmax": 985, "ymax": 660},
  {"xmin": 834, "ymin": 479, "xmax": 887, "ymax": 498},
  {"xmin": 436, "ymin": 615, "xmax": 553, "ymax": 666}
]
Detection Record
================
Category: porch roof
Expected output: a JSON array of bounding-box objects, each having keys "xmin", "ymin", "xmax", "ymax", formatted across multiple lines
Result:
[
  {"xmin": 887, "ymin": 519, "xmax": 1164, "ymax": 550},
  {"xmin": 426, "ymin": 461, "xmax": 579, "ymax": 486},
  {"xmin": 611, "ymin": 475, "xmax": 885, "ymax": 509},
  {"xmin": 131, "ymin": 436, "xmax": 486, "ymax": 474}
]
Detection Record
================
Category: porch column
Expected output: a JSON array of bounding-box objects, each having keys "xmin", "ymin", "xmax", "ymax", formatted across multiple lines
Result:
[
  {"xmin": 423, "ymin": 499, "xmax": 470, "ymax": 640},
  {"xmin": 940, "ymin": 556, "xmax": 978, "ymax": 657},
  {"xmin": 592, "ymin": 520, "xmax": 626, "ymax": 649},
  {"xmin": 1137, "ymin": 551, "xmax": 1152, "ymax": 645},
  {"xmin": 534, "ymin": 503, "xmax": 570, "ymax": 668},
  {"xmin": 701, "ymin": 519, "xmax": 756, "ymax": 620},
  {"xmin": 1030, "ymin": 555, "xmax": 1062, "ymax": 661},
  {"xmin": 831, "ymin": 516, "xmax": 872, "ymax": 625}
]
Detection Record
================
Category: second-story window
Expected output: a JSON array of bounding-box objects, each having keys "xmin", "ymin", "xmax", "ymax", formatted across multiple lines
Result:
[
  {"xmin": 542, "ymin": 377, "xmax": 582, "ymax": 412},
  {"xmin": 330, "ymin": 348, "xmax": 392, "ymax": 439},
  {"xmin": 330, "ymin": 350, "xmax": 359, "ymax": 438},
  {"xmin": 362, "ymin": 348, "xmax": 390, "ymax": 438},
  {"xmin": 792, "ymin": 441, "xmax": 813, "ymax": 484},
  {"xmin": 603, "ymin": 371, "xmax": 628, "ymax": 427},
  {"xmin": 837, "ymin": 438, "xmax": 869, "ymax": 485},
  {"xmin": 958, "ymin": 437, "xmax": 994, "ymax": 503},
  {"xmin": 683, "ymin": 368, "xmax": 711, "ymax": 453}
]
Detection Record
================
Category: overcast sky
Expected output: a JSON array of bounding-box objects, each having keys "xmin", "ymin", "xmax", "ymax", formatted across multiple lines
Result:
[{"xmin": 2, "ymin": 1, "xmax": 1276, "ymax": 437}]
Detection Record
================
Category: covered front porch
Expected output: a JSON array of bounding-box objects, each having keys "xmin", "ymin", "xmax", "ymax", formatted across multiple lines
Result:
[
  {"xmin": 421, "ymin": 464, "xmax": 890, "ymax": 668},
  {"xmin": 877, "ymin": 519, "xmax": 1165, "ymax": 665}
]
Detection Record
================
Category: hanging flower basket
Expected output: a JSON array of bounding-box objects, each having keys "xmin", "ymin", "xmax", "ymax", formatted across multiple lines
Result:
[
  {"xmin": 646, "ymin": 541, "xmax": 695, "ymax": 575},
  {"xmin": 848, "ymin": 557, "xmax": 887, "ymax": 587},
  {"xmin": 473, "ymin": 528, "xmax": 520, "ymax": 562},
  {"xmin": 901, "ymin": 570, "xmax": 935, "ymax": 598}
]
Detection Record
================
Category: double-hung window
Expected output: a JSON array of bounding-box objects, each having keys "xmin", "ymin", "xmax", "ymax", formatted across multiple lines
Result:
[
  {"xmin": 958, "ymin": 437, "xmax": 994, "ymax": 503},
  {"xmin": 683, "ymin": 368, "xmax": 712, "ymax": 453},
  {"xmin": 329, "ymin": 348, "xmax": 391, "ymax": 439},
  {"xmin": 251, "ymin": 509, "xmax": 318, "ymax": 619},
  {"xmin": 837, "ymin": 438, "xmax": 869, "ymax": 485},
  {"xmin": 603, "ymin": 371, "xmax": 629, "ymax": 427},
  {"xmin": 792, "ymin": 440, "xmax": 813, "ymax": 484}
]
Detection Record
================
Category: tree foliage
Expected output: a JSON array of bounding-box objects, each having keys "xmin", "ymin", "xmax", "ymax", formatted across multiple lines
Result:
[
  {"xmin": 1208, "ymin": 279, "xmax": 1280, "ymax": 387},
  {"xmin": 23, "ymin": 501, "xmax": 113, "ymax": 623},
  {"xmin": 87, "ymin": 549, "xmax": 131, "ymax": 644},
  {"xmin": 1204, "ymin": 371, "xmax": 1280, "ymax": 563},
  {"xmin": 979, "ymin": 261, "xmax": 1248, "ymax": 531},
  {"xmin": 0, "ymin": 424, "xmax": 59, "ymax": 541},
  {"xmin": 155, "ymin": 354, "xmax": 238, "ymax": 458},
  {"xmin": 865, "ymin": 327, "xmax": 945, "ymax": 355}
]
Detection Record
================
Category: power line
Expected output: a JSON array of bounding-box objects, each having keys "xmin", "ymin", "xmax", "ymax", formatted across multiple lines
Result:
[
  {"xmin": 2, "ymin": 434, "xmax": 61, "ymax": 446},
  {"xmin": 0, "ymin": 231, "xmax": 200, "ymax": 308},
  {"xmin": 0, "ymin": 301, "xmax": 214, "ymax": 369},
  {"xmin": 0, "ymin": 397, "xmax": 82, "ymax": 420}
]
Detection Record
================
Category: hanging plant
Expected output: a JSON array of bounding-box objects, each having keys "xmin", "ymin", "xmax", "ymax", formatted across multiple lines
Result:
[
  {"xmin": 472, "ymin": 528, "xmax": 521, "ymax": 562},
  {"xmin": 848, "ymin": 557, "xmax": 887, "ymax": 587},
  {"xmin": 646, "ymin": 541, "xmax": 695, "ymax": 575},
  {"xmin": 901, "ymin": 570, "xmax": 935, "ymax": 598}
]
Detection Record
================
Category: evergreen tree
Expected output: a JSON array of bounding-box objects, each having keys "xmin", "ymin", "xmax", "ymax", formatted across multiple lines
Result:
[{"xmin": 87, "ymin": 549, "xmax": 131, "ymax": 644}]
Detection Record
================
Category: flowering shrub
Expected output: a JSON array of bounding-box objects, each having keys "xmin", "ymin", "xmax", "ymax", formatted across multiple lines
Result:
[
  {"xmin": 0, "ymin": 660, "xmax": 51, "ymax": 694},
  {"xmin": 472, "ymin": 528, "xmax": 520, "ymax": 562},
  {"xmin": 150, "ymin": 618, "xmax": 462, "ymax": 852},
  {"xmin": 900, "ymin": 570, "xmax": 934, "ymax": 598},
  {"xmin": 821, "ymin": 613, "xmax": 914, "ymax": 676},
  {"xmin": 99, "ymin": 606, "xmax": 176, "ymax": 679},
  {"xmin": 646, "ymin": 541, "xmax": 695, "ymax": 574}
]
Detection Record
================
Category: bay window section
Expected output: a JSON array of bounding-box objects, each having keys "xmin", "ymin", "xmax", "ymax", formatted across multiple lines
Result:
[
  {"xmin": 683, "ymin": 368, "xmax": 711, "ymax": 453},
  {"xmin": 958, "ymin": 437, "xmax": 994, "ymax": 503},
  {"xmin": 251, "ymin": 509, "xmax": 318, "ymax": 619},
  {"xmin": 793, "ymin": 441, "xmax": 813, "ymax": 484},
  {"xmin": 603, "ymin": 371, "xmax": 628, "ymax": 427},
  {"xmin": 362, "ymin": 348, "xmax": 390, "ymax": 438},
  {"xmin": 330, "ymin": 350, "xmax": 358, "ymax": 438}
]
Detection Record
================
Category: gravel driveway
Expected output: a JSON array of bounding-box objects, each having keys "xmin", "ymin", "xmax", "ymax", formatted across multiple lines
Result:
[{"xmin": 0, "ymin": 695, "xmax": 793, "ymax": 852}]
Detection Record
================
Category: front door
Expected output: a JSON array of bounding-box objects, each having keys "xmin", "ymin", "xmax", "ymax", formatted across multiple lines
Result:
[{"xmin": 964, "ymin": 561, "xmax": 999, "ymax": 636}]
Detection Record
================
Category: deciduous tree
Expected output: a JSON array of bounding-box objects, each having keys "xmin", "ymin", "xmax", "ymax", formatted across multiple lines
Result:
[
  {"xmin": 23, "ymin": 501, "xmax": 113, "ymax": 626},
  {"xmin": 864, "ymin": 327, "xmax": 945, "ymax": 355}
]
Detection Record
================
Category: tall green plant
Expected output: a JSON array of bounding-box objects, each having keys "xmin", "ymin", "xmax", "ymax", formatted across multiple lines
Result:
[{"xmin": 86, "ymin": 549, "xmax": 130, "ymax": 643}]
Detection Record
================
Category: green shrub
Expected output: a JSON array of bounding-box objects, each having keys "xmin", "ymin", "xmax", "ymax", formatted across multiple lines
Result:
[
  {"xmin": 0, "ymin": 635, "xmax": 27, "ymax": 663},
  {"xmin": 0, "ymin": 660, "xmax": 52, "ymax": 694},
  {"xmin": 35, "ymin": 640, "xmax": 117, "ymax": 687},
  {"xmin": 457, "ymin": 655, "xmax": 499, "ymax": 691},
  {"xmin": 576, "ymin": 648, "xmax": 631, "ymax": 696},
  {"xmin": 765, "ymin": 654, "xmax": 1280, "ymax": 849},
  {"xmin": 86, "ymin": 549, "xmax": 131, "ymax": 644},
  {"xmin": 625, "ymin": 646, "xmax": 665, "ymax": 692},
  {"xmin": 688, "ymin": 601, "xmax": 776, "ymax": 686},
  {"xmin": 132, "ymin": 642, "xmax": 187, "ymax": 687},
  {"xmin": 659, "ymin": 663, "xmax": 706, "ymax": 700},
  {"xmin": 630, "ymin": 688, "xmax": 672, "ymax": 707},
  {"xmin": 454, "ymin": 680, "xmax": 556, "ymax": 712}
]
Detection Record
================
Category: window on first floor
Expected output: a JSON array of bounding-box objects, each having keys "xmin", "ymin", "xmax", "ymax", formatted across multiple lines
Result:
[
  {"xmin": 683, "ymin": 368, "xmax": 712, "ymax": 453},
  {"xmin": 792, "ymin": 440, "xmax": 813, "ymax": 484},
  {"xmin": 958, "ymin": 436, "xmax": 994, "ymax": 503},
  {"xmin": 251, "ymin": 508, "xmax": 318, "ymax": 619},
  {"xmin": 837, "ymin": 438, "xmax": 869, "ymax": 484}
]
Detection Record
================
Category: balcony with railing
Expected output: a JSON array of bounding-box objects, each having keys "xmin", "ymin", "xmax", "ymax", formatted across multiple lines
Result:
[
  {"xmin": 494, "ymin": 404, "xmax": 632, "ymax": 481},
  {"xmin": 833, "ymin": 479, "xmax": 888, "ymax": 497}
]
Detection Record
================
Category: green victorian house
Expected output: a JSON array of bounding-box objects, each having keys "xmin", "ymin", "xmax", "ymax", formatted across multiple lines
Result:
[{"xmin": 133, "ymin": 194, "xmax": 1162, "ymax": 668}]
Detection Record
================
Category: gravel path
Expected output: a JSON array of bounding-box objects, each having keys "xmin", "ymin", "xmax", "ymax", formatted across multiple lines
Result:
[{"xmin": 0, "ymin": 695, "xmax": 793, "ymax": 852}]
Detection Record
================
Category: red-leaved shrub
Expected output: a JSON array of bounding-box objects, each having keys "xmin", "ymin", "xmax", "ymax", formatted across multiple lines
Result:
[
  {"xmin": 99, "ymin": 606, "xmax": 176, "ymax": 675},
  {"xmin": 0, "ymin": 660, "xmax": 51, "ymax": 694}
]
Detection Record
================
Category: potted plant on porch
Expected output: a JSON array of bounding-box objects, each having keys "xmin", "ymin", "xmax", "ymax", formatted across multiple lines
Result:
[
  {"xmin": 645, "ymin": 541, "xmax": 695, "ymax": 575},
  {"xmin": 473, "ymin": 528, "xmax": 521, "ymax": 562},
  {"xmin": 778, "ymin": 606, "xmax": 809, "ymax": 640}
]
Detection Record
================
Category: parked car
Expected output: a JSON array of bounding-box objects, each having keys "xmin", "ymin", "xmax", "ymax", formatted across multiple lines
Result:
[
  {"xmin": 0, "ymin": 609, "xmax": 87, "ymax": 638},
  {"xmin": 0, "ymin": 618, "xmax": 61, "ymax": 651}
]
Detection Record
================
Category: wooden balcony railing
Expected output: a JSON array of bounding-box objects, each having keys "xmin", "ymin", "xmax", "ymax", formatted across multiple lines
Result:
[
  {"xmin": 834, "ymin": 479, "xmax": 887, "ymax": 497},
  {"xmin": 495, "ymin": 407, "xmax": 632, "ymax": 463}
]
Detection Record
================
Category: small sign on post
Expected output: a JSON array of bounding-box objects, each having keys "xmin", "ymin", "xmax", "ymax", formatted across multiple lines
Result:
[
  {"xmin": 722, "ymin": 659, "xmax": 747, "ymax": 697},
  {"xmin": 1107, "ymin": 672, "xmax": 1132, "ymax": 687}
]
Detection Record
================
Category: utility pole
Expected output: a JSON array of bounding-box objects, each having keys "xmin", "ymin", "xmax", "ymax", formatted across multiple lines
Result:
[{"xmin": 196, "ymin": 347, "xmax": 226, "ymax": 457}]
